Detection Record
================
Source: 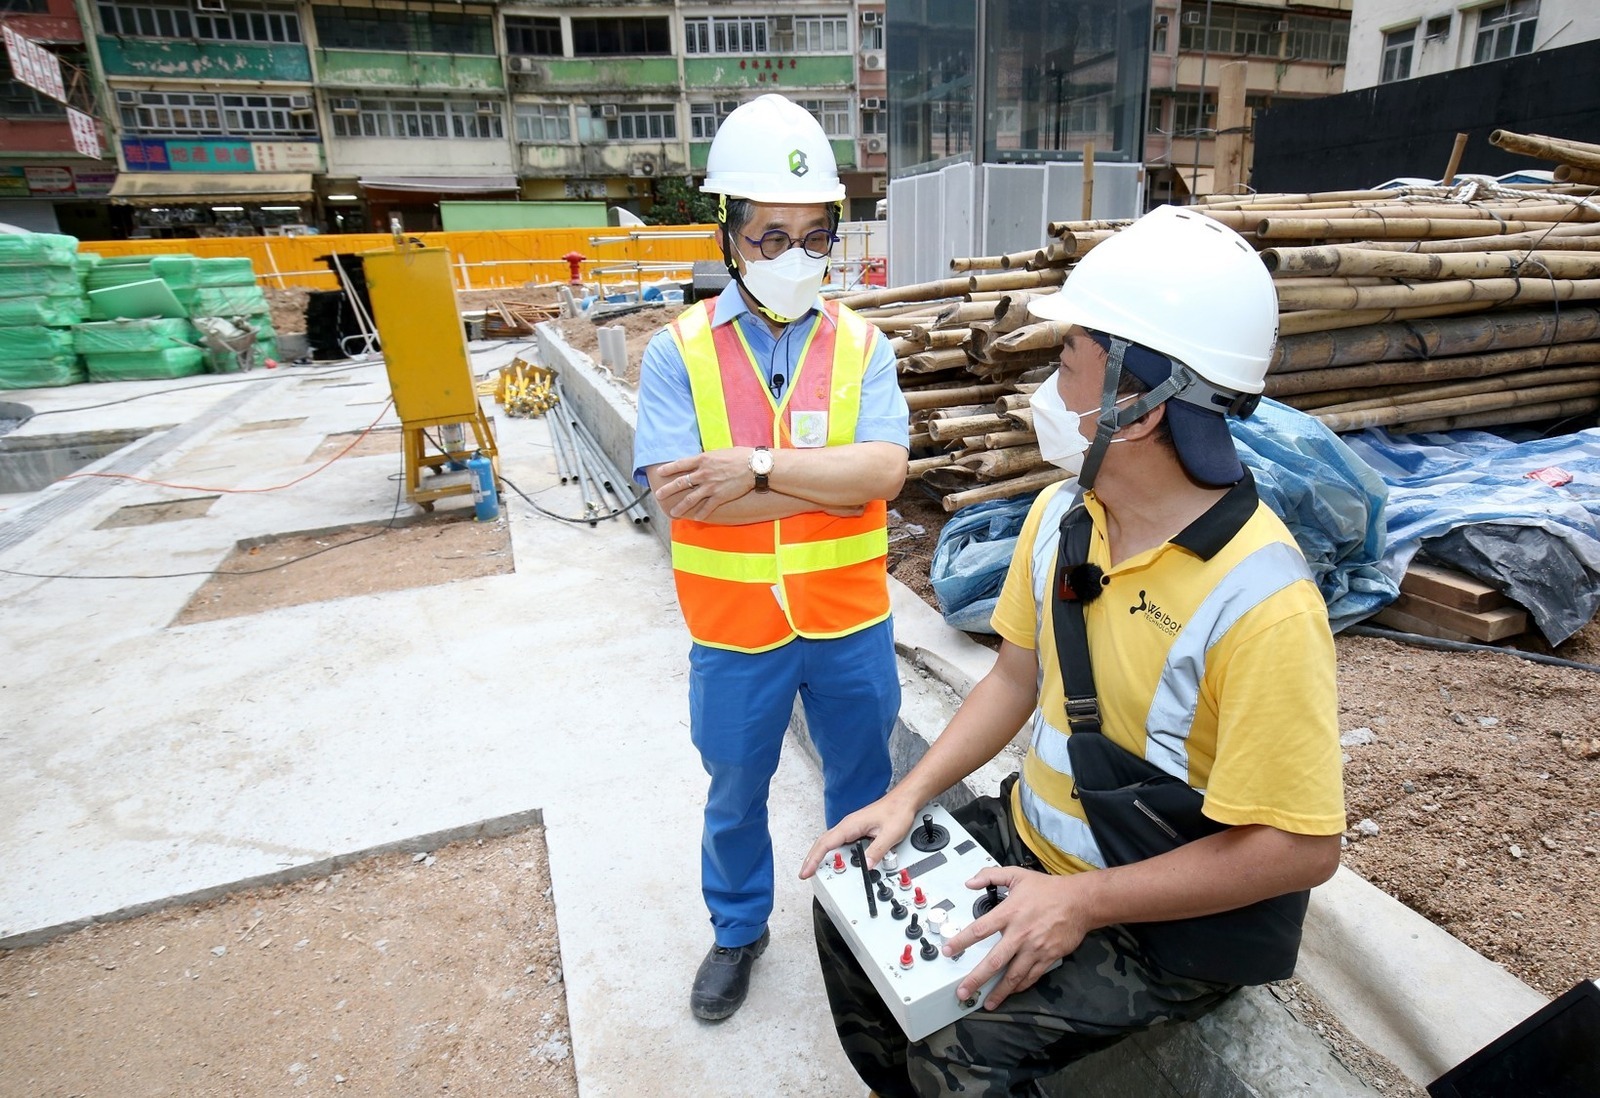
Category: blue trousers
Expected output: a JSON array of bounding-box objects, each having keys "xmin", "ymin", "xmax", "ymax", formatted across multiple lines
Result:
[{"xmin": 689, "ymin": 617, "xmax": 899, "ymax": 949}]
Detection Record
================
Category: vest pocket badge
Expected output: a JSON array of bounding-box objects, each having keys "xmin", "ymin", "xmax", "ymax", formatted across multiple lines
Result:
[{"xmin": 791, "ymin": 410, "xmax": 828, "ymax": 448}]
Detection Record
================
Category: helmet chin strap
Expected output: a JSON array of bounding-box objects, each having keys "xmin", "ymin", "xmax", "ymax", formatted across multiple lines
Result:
[
  {"xmin": 1076, "ymin": 336, "xmax": 1192, "ymax": 490},
  {"xmin": 715, "ymin": 194, "xmax": 840, "ymax": 326}
]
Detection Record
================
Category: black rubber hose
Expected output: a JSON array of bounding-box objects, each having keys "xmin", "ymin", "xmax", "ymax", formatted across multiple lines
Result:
[{"xmin": 1343, "ymin": 624, "xmax": 1600, "ymax": 675}]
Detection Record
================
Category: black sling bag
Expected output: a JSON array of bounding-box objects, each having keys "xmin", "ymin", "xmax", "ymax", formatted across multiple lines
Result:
[{"xmin": 1048, "ymin": 495, "xmax": 1308, "ymax": 987}]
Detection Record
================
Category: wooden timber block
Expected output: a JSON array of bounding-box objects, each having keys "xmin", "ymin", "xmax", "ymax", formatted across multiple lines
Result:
[
  {"xmin": 1400, "ymin": 563, "xmax": 1507, "ymax": 612},
  {"xmin": 1381, "ymin": 591, "xmax": 1529, "ymax": 643},
  {"xmin": 1371, "ymin": 604, "xmax": 1476, "ymax": 643}
]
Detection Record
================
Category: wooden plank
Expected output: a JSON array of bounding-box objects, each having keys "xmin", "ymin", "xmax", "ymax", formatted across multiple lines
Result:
[
  {"xmin": 1399, "ymin": 563, "xmax": 1507, "ymax": 612},
  {"xmin": 1388, "ymin": 592, "xmax": 1528, "ymax": 643},
  {"xmin": 1370, "ymin": 605, "xmax": 1475, "ymax": 644}
]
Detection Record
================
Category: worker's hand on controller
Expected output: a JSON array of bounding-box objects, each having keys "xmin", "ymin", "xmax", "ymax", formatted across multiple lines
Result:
[
  {"xmin": 798, "ymin": 793, "xmax": 920, "ymax": 880},
  {"xmin": 947, "ymin": 865, "xmax": 1089, "ymax": 1011},
  {"xmin": 654, "ymin": 448, "xmax": 758, "ymax": 520}
]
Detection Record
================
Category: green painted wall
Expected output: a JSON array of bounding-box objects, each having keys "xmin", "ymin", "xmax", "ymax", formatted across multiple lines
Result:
[
  {"xmin": 690, "ymin": 143, "xmax": 709, "ymax": 171},
  {"xmin": 533, "ymin": 58, "xmax": 679, "ymax": 88},
  {"xmin": 683, "ymin": 56, "xmax": 854, "ymax": 89},
  {"xmin": 439, "ymin": 201, "xmax": 607, "ymax": 231},
  {"xmin": 692, "ymin": 138, "xmax": 856, "ymax": 171},
  {"xmin": 97, "ymin": 38, "xmax": 312, "ymax": 81},
  {"xmin": 316, "ymin": 50, "xmax": 503, "ymax": 90},
  {"xmin": 831, "ymin": 138, "xmax": 856, "ymax": 170}
]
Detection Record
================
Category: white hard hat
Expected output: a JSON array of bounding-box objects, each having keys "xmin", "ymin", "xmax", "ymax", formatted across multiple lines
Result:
[
  {"xmin": 702, "ymin": 94, "xmax": 846, "ymax": 204},
  {"xmin": 1028, "ymin": 205, "xmax": 1277, "ymax": 395}
]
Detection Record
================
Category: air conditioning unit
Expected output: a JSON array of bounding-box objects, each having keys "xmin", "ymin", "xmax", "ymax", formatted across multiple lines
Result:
[
  {"xmin": 1273, "ymin": 20, "xmax": 1288, "ymax": 32},
  {"xmin": 509, "ymin": 55, "xmax": 538, "ymax": 74},
  {"xmin": 1156, "ymin": 14, "xmax": 1169, "ymax": 28},
  {"xmin": 633, "ymin": 155, "xmax": 658, "ymax": 177},
  {"xmin": 600, "ymin": 104, "xmax": 619, "ymax": 119},
  {"xmin": 772, "ymin": 15, "xmax": 793, "ymax": 31},
  {"xmin": 1183, "ymin": 11, "xmax": 1203, "ymax": 24},
  {"xmin": 474, "ymin": 99, "xmax": 498, "ymax": 114},
  {"xmin": 862, "ymin": 50, "xmax": 885, "ymax": 70},
  {"xmin": 862, "ymin": 10, "xmax": 883, "ymax": 27},
  {"xmin": 115, "ymin": 89, "xmax": 138, "ymax": 104},
  {"xmin": 864, "ymin": 135, "xmax": 886, "ymax": 154},
  {"xmin": 871, "ymin": 174, "xmax": 887, "ymax": 194},
  {"xmin": 331, "ymin": 97, "xmax": 360, "ymax": 115},
  {"xmin": 195, "ymin": 0, "xmax": 226, "ymax": 12},
  {"xmin": 288, "ymin": 94, "xmax": 312, "ymax": 112},
  {"xmin": 863, "ymin": 97, "xmax": 884, "ymax": 111}
]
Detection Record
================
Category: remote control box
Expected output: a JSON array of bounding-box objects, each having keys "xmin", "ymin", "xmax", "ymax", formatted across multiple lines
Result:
[{"xmin": 813, "ymin": 803, "xmax": 1014, "ymax": 1041}]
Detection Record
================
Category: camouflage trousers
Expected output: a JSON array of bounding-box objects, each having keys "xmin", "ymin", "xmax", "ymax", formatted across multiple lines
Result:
[{"xmin": 813, "ymin": 784, "xmax": 1236, "ymax": 1097}]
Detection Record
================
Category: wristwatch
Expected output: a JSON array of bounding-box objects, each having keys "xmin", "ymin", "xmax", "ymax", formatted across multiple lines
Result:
[{"xmin": 749, "ymin": 446, "xmax": 774, "ymax": 492}]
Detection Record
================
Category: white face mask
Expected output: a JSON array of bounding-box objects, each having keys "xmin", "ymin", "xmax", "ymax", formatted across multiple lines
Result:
[
  {"xmin": 739, "ymin": 247, "xmax": 828, "ymax": 323},
  {"xmin": 1028, "ymin": 370, "xmax": 1130, "ymax": 475}
]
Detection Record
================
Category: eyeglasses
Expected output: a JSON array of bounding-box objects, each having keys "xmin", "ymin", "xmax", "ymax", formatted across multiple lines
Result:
[{"xmin": 742, "ymin": 227, "xmax": 839, "ymax": 261}]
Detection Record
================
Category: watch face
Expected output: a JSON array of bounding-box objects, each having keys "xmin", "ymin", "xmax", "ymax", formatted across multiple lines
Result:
[{"xmin": 752, "ymin": 449, "xmax": 775, "ymax": 475}]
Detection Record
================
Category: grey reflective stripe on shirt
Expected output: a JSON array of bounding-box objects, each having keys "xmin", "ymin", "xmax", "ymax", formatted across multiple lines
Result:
[{"xmin": 1142, "ymin": 539, "xmax": 1312, "ymax": 781}]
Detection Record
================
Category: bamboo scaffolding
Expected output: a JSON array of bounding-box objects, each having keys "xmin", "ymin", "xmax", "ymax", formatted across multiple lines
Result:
[
  {"xmin": 955, "ymin": 444, "xmax": 1046, "ymax": 479},
  {"xmin": 1489, "ymin": 130, "xmax": 1600, "ymax": 173},
  {"xmin": 1341, "ymin": 222, "xmax": 1600, "ymax": 253},
  {"xmin": 1314, "ymin": 378, "xmax": 1600, "ymax": 432},
  {"xmin": 903, "ymin": 348, "xmax": 974, "ymax": 374},
  {"xmin": 941, "ymin": 468, "xmax": 1071, "ymax": 512},
  {"xmin": 1275, "ymin": 275, "xmax": 1600, "ymax": 313},
  {"xmin": 1388, "ymin": 396, "xmax": 1600, "ymax": 435},
  {"xmin": 926, "ymin": 412, "xmax": 1012, "ymax": 442},
  {"xmin": 933, "ymin": 300, "xmax": 1003, "ymax": 330},
  {"xmin": 1277, "ymin": 301, "xmax": 1487, "ymax": 337},
  {"xmin": 1555, "ymin": 164, "xmax": 1600, "ymax": 187},
  {"xmin": 903, "ymin": 383, "xmax": 1010, "ymax": 412},
  {"xmin": 1310, "ymin": 365, "xmax": 1600, "ymax": 416},
  {"xmin": 1264, "ymin": 342, "xmax": 1600, "ymax": 398},
  {"xmin": 1256, "ymin": 217, "xmax": 1574, "ymax": 241},
  {"xmin": 1270, "ymin": 306, "xmax": 1600, "ymax": 372},
  {"xmin": 1264, "ymin": 246, "xmax": 1600, "ymax": 280},
  {"xmin": 949, "ymin": 255, "xmax": 1008, "ymax": 272},
  {"xmin": 908, "ymin": 453, "xmax": 958, "ymax": 477}
]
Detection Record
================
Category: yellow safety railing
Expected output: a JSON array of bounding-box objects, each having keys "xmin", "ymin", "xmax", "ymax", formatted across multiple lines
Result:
[{"xmin": 81, "ymin": 225, "xmax": 721, "ymax": 293}]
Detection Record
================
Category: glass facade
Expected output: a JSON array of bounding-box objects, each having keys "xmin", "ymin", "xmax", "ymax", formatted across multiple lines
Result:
[{"xmin": 889, "ymin": 0, "xmax": 1151, "ymax": 176}]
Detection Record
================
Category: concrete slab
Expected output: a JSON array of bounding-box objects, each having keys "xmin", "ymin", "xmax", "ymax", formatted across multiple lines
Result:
[{"xmin": 0, "ymin": 351, "xmax": 860, "ymax": 1096}]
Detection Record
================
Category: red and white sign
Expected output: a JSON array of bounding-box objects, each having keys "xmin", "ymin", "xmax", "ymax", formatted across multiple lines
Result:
[
  {"xmin": 2, "ymin": 24, "xmax": 67, "ymax": 104},
  {"xmin": 23, "ymin": 166, "xmax": 73, "ymax": 193},
  {"xmin": 67, "ymin": 107, "xmax": 102, "ymax": 159}
]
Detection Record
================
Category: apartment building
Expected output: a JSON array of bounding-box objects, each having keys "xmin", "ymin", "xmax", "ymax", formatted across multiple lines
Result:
[
  {"xmin": 55, "ymin": 1, "xmax": 890, "ymax": 238},
  {"xmin": 0, "ymin": 0, "xmax": 109, "ymax": 237},
  {"xmin": 1144, "ymin": 0, "xmax": 1351, "ymax": 204},
  {"xmin": 1346, "ymin": 0, "xmax": 1600, "ymax": 90}
]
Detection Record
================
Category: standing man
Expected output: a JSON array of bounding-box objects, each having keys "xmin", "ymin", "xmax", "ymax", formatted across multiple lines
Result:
[
  {"xmin": 801, "ymin": 205, "xmax": 1346, "ymax": 1094},
  {"xmin": 633, "ymin": 93, "xmax": 910, "ymax": 1022}
]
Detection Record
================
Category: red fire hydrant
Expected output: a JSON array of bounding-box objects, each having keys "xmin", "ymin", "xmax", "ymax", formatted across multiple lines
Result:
[{"xmin": 562, "ymin": 251, "xmax": 585, "ymax": 287}]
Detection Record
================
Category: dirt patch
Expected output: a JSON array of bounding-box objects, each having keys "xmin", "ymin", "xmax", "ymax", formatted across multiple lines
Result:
[
  {"xmin": 174, "ymin": 512, "xmax": 512, "ymax": 626},
  {"xmin": 553, "ymin": 306, "xmax": 674, "ymax": 388},
  {"xmin": 263, "ymin": 287, "xmax": 309, "ymax": 337},
  {"xmin": 0, "ymin": 826, "xmax": 577, "ymax": 1098},
  {"xmin": 307, "ymin": 426, "xmax": 402, "ymax": 463}
]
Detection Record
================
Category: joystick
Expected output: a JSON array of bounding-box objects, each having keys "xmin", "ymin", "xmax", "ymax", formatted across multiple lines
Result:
[
  {"xmin": 908, "ymin": 812, "xmax": 950, "ymax": 853},
  {"xmin": 973, "ymin": 882, "xmax": 1006, "ymax": 918}
]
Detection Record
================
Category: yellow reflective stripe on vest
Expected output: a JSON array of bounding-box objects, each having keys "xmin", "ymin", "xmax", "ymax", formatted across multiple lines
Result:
[
  {"xmin": 826, "ymin": 306, "xmax": 871, "ymax": 445},
  {"xmin": 672, "ymin": 302, "xmax": 734, "ymax": 451},
  {"xmin": 671, "ymin": 540, "xmax": 781, "ymax": 584},
  {"xmin": 778, "ymin": 526, "xmax": 888, "ymax": 574}
]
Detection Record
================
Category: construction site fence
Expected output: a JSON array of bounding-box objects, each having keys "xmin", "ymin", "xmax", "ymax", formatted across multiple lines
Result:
[{"xmin": 79, "ymin": 225, "xmax": 722, "ymax": 294}]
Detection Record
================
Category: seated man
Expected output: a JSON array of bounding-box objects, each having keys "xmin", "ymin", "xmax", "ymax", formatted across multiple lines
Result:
[{"xmin": 801, "ymin": 205, "xmax": 1346, "ymax": 1097}]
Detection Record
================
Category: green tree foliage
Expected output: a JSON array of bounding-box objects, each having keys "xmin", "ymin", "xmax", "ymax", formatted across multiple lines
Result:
[{"xmin": 648, "ymin": 176, "xmax": 718, "ymax": 225}]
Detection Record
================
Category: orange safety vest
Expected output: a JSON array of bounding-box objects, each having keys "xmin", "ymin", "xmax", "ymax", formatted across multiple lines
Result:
[{"xmin": 667, "ymin": 295, "xmax": 891, "ymax": 653}]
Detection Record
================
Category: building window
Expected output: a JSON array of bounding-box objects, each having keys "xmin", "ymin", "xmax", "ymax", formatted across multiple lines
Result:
[
  {"xmin": 120, "ymin": 91, "xmax": 222, "ymax": 134},
  {"xmin": 1, "ymin": 52, "xmax": 66, "ymax": 117},
  {"xmin": 1066, "ymin": 95, "xmax": 1104, "ymax": 134},
  {"xmin": 1380, "ymin": 26, "xmax": 1416, "ymax": 83},
  {"xmin": 569, "ymin": 17, "xmax": 670, "ymax": 56},
  {"xmin": 119, "ymin": 90, "xmax": 317, "ymax": 137},
  {"xmin": 1425, "ymin": 15, "xmax": 1452, "ymax": 41},
  {"xmin": 221, "ymin": 93, "xmax": 317, "ymax": 137},
  {"xmin": 1175, "ymin": 9, "xmax": 1348, "ymax": 64},
  {"xmin": 1147, "ymin": 94, "xmax": 1167, "ymax": 134},
  {"xmin": 1474, "ymin": 0, "xmax": 1539, "ymax": 64},
  {"xmin": 684, "ymin": 17, "xmax": 768, "ymax": 54},
  {"xmin": 794, "ymin": 98, "xmax": 851, "ymax": 137},
  {"xmin": 312, "ymin": 7, "xmax": 495, "ymax": 55},
  {"xmin": 579, "ymin": 104, "xmax": 676, "ymax": 141},
  {"xmin": 331, "ymin": 98, "xmax": 503, "ymax": 140},
  {"xmin": 1284, "ymin": 14, "xmax": 1350, "ymax": 64},
  {"xmin": 860, "ymin": 101, "xmax": 886, "ymax": 136},
  {"xmin": 1153, "ymin": 18, "xmax": 1168, "ymax": 54},
  {"xmin": 515, "ymin": 103, "xmax": 570, "ymax": 142},
  {"xmin": 99, "ymin": 1, "xmax": 300, "ymax": 42},
  {"xmin": 861, "ymin": 23, "xmax": 883, "ymax": 50},
  {"xmin": 794, "ymin": 17, "xmax": 850, "ymax": 53},
  {"xmin": 506, "ymin": 16, "xmax": 562, "ymax": 56},
  {"xmin": 1172, "ymin": 91, "xmax": 1214, "ymax": 137},
  {"xmin": 689, "ymin": 101, "xmax": 739, "ymax": 140}
]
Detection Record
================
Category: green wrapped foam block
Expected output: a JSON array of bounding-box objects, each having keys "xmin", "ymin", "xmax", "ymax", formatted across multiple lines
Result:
[
  {"xmin": 0, "ymin": 267, "xmax": 84, "ymax": 299},
  {"xmin": 0, "ymin": 294, "xmax": 88, "ymax": 326},
  {"xmin": 191, "ymin": 257, "xmax": 257, "ymax": 287},
  {"xmin": 0, "ymin": 326, "xmax": 76, "ymax": 358},
  {"xmin": 0, "ymin": 353, "xmax": 85, "ymax": 389},
  {"xmin": 74, "ymin": 318, "xmax": 199, "ymax": 355},
  {"xmin": 190, "ymin": 285, "xmax": 269, "ymax": 317},
  {"xmin": 0, "ymin": 232, "xmax": 79, "ymax": 269},
  {"xmin": 84, "ymin": 346, "xmax": 206, "ymax": 382}
]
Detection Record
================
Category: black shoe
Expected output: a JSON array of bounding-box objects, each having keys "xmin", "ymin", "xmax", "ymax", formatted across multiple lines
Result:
[{"xmin": 690, "ymin": 928, "xmax": 770, "ymax": 1021}]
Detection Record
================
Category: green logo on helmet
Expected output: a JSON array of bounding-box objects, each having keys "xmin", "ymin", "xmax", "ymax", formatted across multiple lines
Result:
[{"xmin": 788, "ymin": 149, "xmax": 809, "ymax": 177}]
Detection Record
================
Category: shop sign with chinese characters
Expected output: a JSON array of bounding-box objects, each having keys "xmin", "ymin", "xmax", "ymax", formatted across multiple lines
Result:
[
  {"xmin": 121, "ymin": 138, "xmax": 324, "ymax": 173},
  {"xmin": 737, "ymin": 57, "xmax": 801, "ymax": 83}
]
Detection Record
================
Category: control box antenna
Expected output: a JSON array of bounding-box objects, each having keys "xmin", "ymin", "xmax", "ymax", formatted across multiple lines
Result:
[{"xmin": 855, "ymin": 840, "xmax": 877, "ymax": 918}]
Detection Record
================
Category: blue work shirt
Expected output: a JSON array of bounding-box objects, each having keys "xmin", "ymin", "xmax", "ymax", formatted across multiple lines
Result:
[{"xmin": 632, "ymin": 288, "xmax": 910, "ymax": 486}]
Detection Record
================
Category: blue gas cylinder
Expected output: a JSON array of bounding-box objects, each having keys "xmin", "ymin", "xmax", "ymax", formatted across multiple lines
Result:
[{"xmin": 467, "ymin": 451, "xmax": 500, "ymax": 522}]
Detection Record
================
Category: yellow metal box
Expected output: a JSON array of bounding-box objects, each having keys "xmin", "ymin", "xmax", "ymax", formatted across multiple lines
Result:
[{"xmin": 363, "ymin": 245, "xmax": 479, "ymax": 424}]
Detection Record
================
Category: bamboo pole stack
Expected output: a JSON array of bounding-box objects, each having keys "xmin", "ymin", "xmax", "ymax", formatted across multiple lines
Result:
[{"xmin": 842, "ymin": 130, "xmax": 1600, "ymax": 513}]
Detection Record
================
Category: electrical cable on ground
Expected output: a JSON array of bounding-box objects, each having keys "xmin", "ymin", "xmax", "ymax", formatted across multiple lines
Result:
[{"xmin": 1344, "ymin": 624, "xmax": 1600, "ymax": 674}]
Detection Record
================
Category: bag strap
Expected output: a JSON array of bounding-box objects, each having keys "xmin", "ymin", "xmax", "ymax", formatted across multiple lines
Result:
[{"xmin": 1050, "ymin": 494, "xmax": 1107, "ymax": 736}]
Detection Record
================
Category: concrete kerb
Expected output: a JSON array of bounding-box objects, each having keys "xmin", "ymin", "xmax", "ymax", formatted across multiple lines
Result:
[
  {"xmin": 534, "ymin": 322, "xmax": 1547, "ymax": 1093},
  {"xmin": 0, "ymin": 809, "xmax": 544, "ymax": 953}
]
